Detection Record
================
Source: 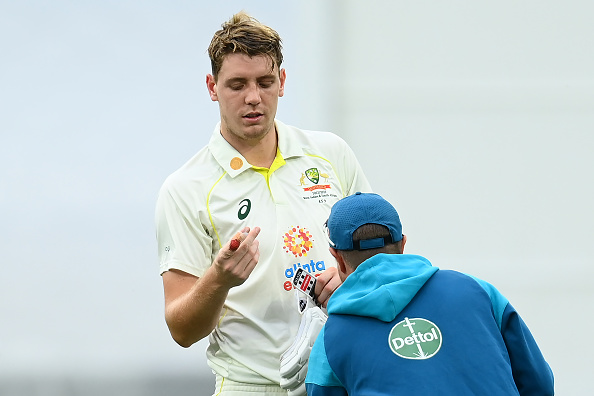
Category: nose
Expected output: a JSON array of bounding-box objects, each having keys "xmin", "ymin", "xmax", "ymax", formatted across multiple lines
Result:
[{"xmin": 245, "ymin": 83, "xmax": 261, "ymax": 105}]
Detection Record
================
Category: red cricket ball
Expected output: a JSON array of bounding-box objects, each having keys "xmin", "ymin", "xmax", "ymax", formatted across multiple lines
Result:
[{"xmin": 230, "ymin": 239, "xmax": 240, "ymax": 251}]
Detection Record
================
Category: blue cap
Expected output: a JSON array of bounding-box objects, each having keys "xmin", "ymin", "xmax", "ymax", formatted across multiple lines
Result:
[{"xmin": 326, "ymin": 192, "xmax": 403, "ymax": 250}]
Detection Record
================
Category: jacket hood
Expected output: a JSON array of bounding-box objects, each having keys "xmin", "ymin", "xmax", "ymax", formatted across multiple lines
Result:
[{"xmin": 328, "ymin": 254, "xmax": 438, "ymax": 322}]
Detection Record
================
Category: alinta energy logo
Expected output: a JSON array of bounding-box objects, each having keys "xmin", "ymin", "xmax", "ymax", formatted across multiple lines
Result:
[
  {"xmin": 388, "ymin": 317, "xmax": 442, "ymax": 360},
  {"xmin": 282, "ymin": 226, "xmax": 314, "ymax": 258}
]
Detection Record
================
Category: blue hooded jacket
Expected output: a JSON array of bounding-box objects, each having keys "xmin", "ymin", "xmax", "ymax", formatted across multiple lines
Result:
[{"xmin": 305, "ymin": 254, "xmax": 554, "ymax": 395}]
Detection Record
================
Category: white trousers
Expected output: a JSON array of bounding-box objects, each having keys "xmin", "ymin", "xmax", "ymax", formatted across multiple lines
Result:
[{"xmin": 213, "ymin": 375, "xmax": 287, "ymax": 395}]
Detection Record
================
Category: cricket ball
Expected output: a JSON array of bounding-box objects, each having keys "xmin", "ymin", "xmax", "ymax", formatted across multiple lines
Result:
[{"xmin": 230, "ymin": 239, "xmax": 240, "ymax": 251}]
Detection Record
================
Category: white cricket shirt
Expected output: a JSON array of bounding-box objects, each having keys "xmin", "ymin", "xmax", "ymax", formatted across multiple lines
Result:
[{"xmin": 155, "ymin": 120, "xmax": 371, "ymax": 384}]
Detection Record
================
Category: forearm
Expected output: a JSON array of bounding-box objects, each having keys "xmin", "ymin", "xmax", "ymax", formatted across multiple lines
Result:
[
  {"xmin": 164, "ymin": 267, "xmax": 231, "ymax": 347},
  {"xmin": 163, "ymin": 227, "xmax": 261, "ymax": 347}
]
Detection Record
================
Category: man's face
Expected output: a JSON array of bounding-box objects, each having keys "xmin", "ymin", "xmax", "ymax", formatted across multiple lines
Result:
[{"xmin": 207, "ymin": 53, "xmax": 286, "ymax": 146}]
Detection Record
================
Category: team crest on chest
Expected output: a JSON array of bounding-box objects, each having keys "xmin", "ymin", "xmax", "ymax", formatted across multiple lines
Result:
[{"xmin": 298, "ymin": 167, "xmax": 338, "ymax": 202}]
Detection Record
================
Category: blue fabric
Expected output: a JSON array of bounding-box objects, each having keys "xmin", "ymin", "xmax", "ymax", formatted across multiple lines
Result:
[
  {"xmin": 502, "ymin": 303, "xmax": 555, "ymax": 395},
  {"xmin": 326, "ymin": 192, "xmax": 402, "ymax": 250},
  {"xmin": 328, "ymin": 254, "xmax": 438, "ymax": 322},
  {"xmin": 305, "ymin": 254, "xmax": 554, "ymax": 395},
  {"xmin": 307, "ymin": 327, "xmax": 343, "ymax": 388},
  {"xmin": 466, "ymin": 273, "xmax": 509, "ymax": 330}
]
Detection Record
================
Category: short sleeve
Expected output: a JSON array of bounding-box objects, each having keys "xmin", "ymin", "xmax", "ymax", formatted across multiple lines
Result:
[{"xmin": 155, "ymin": 179, "xmax": 213, "ymax": 277}]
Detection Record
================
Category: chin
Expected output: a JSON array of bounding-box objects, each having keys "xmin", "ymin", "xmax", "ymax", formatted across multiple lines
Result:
[{"xmin": 243, "ymin": 123, "xmax": 272, "ymax": 139}]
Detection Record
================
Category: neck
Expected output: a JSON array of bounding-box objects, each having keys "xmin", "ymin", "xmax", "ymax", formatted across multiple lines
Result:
[
  {"xmin": 241, "ymin": 131, "xmax": 277, "ymax": 168},
  {"xmin": 219, "ymin": 123, "xmax": 278, "ymax": 168}
]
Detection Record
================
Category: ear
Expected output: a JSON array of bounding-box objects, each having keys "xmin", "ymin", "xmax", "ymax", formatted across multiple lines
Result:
[
  {"xmin": 278, "ymin": 68, "xmax": 286, "ymax": 98},
  {"xmin": 330, "ymin": 247, "xmax": 348, "ymax": 276},
  {"xmin": 206, "ymin": 74, "xmax": 218, "ymax": 101},
  {"xmin": 401, "ymin": 234, "xmax": 407, "ymax": 253}
]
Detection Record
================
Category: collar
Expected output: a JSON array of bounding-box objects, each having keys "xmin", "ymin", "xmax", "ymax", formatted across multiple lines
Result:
[{"xmin": 208, "ymin": 119, "xmax": 305, "ymax": 177}]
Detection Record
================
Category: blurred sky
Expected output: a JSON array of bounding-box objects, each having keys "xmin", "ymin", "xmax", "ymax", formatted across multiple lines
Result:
[{"xmin": 1, "ymin": 1, "xmax": 593, "ymax": 395}]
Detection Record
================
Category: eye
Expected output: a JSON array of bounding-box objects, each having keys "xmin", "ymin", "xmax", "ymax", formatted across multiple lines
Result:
[{"xmin": 258, "ymin": 78, "xmax": 275, "ymax": 88}]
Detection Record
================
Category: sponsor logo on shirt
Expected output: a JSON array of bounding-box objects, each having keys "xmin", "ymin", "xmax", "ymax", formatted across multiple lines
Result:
[
  {"xmin": 237, "ymin": 198, "xmax": 251, "ymax": 220},
  {"xmin": 388, "ymin": 317, "xmax": 442, "ymax": 359},
  {"xmin": 282, "ymin": 260, "xmax": 326, "ymax": 292},
  {"xmin": 299, "ymin": 168, "xmax": 338, "ymax": 203},
  {"xmin": 282, "ymin": 226, "xmax": 313, "ymax": 257},
  {"xmin": 281, "ymin": 225, "xmax": 326, "ymax": 292}
]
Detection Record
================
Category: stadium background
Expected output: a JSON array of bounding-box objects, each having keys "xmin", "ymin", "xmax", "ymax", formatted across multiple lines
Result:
[{"xmin": 1, "ymin": 1, "xmax": 592, "ymax": 394}]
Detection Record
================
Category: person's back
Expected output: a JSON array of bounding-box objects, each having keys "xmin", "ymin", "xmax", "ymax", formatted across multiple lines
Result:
[{"xmin": 305, "ymin": 193, "xmax": 554, "ymax": 395}]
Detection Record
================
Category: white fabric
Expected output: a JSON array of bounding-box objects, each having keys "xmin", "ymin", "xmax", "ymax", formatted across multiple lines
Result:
[
  {"xmin": 155, "ymin": 119, "xmax": 371, "ymax": 384},
  {"xmin": 280, "ymin": 305, "xmax": 327, "ymax": 395},
  {"xmin": 213, "ymin": 374, "xmax": 287, "ymax": 395}
]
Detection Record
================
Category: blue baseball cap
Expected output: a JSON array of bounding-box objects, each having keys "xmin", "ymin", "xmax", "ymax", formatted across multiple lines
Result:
[{"xmin": 326, "ymin": 192, "xmax": 403, "ymax": 250}]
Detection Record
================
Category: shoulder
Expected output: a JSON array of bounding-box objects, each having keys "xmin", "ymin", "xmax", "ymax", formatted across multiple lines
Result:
[
  {"xmin": 429, "ymin": 270, "xmax": 509, "ymax": 329},
  {"xmin": 158, "ymin": 144, "xmax": 224, "ymax": 202},
  {"xmin": 421, "ymin": 270, "xmax": 498, "ymax": 305},
  {"xmin": 276, "ymin": 120, "xmax": 353, "ymax": 157}
]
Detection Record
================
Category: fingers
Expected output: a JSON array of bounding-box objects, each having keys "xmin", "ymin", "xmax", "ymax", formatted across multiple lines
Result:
[
  {"xmin": 234, "ymin": 230, "xmax": 260, "ymax": 271},
  {"xmin": 314, "ymin": 267, "xmax": 342, "ymax": 308},
  {"xmin": 240, "ymin": 243, "xmax": 260, "ymax": 275},
  {"xmin": 222, "ymin": 227, "xmax": 259, "ymax": 256},
  {"xmin": 230, "ymin": 231, "xmax": 248, "ymax": 251},
  {"xmin": 214, "ymin": 227, "xmax": 261, "ymax": 287}
]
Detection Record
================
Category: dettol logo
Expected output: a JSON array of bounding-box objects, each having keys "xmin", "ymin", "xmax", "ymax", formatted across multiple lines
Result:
[{"xmin": 388, "ymin": 317, "xmax": 442, "ymax": 359}]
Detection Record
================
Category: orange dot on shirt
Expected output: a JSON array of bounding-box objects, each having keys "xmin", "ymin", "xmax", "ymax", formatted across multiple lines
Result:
[{"xmin": 230, "ymin": 157, "xmax": 243, "ymax": 170}]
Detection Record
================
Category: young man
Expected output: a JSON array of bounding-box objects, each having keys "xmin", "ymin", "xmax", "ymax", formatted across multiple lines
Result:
[
  {"xmin": 306, "ymin": 192, "xmax": 554, "ymax": 395},
  {"xmin": 154, "ymin": 12, "xmax": 371, "ymax": 395}
]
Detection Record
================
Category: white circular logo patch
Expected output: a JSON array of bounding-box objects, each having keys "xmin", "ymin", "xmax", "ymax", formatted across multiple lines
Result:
[{"xmin": 388, "ymin": 317, "xmax": 442, "ymax": 359}]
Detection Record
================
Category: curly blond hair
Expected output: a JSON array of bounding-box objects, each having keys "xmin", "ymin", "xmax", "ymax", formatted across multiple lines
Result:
[{"xmin": 208, "ymin": 11, "xmax": 283, "ymax": 79}]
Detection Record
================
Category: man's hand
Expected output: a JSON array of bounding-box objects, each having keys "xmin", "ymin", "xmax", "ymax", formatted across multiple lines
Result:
[
  {"xmin": 313, "ymin": 267, "xmax": 342, "ymax": 308},
  {"xmin": 212, "ymin": 227, "xmax": 261, "ymax": 288}
]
